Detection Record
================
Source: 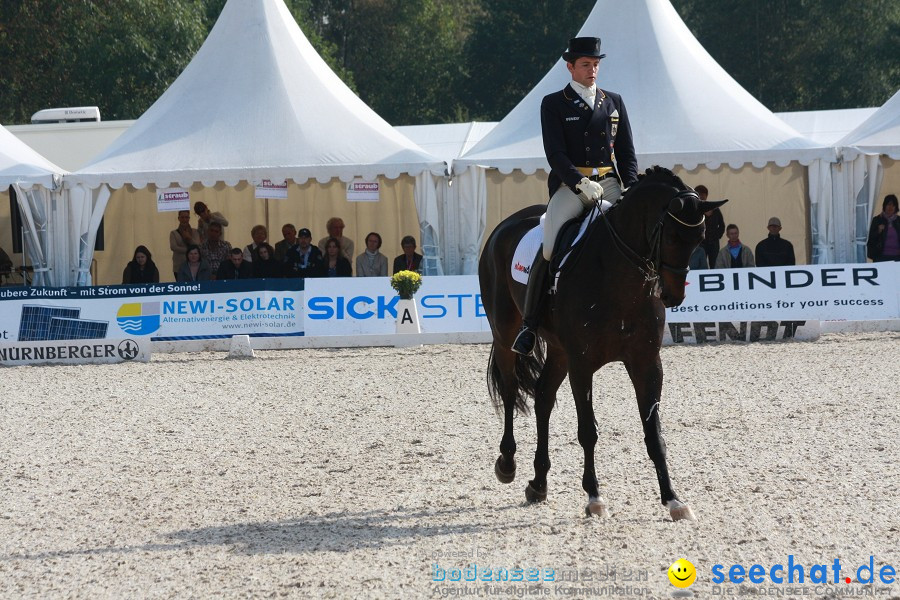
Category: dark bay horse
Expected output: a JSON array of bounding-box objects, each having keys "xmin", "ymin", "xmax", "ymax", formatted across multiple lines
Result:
[{"xmin": 478, "ymin": 167, "xmax": 726, "ymax": 521}]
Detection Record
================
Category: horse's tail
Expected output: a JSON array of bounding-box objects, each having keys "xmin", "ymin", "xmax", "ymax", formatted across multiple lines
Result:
[{"xmin": 487, "ymin": 340, "xmax": 546, "ymax": 417}]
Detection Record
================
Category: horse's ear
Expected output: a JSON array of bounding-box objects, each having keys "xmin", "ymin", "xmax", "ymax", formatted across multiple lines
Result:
[
  {"xmin": 698, "ymin": 199, "xmax": 728, "ymax": 212},
  {"xmin": 668, "ymin": 196, "xmax": 684, "ymax": 213}
]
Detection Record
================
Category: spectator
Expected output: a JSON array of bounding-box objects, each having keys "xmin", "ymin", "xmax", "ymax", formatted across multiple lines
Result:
[
  {"xmin": 0, "ymin": 246, "xmax": 12, "ymax": 274},
  {"xmin": 755, "ymin": 217, "xmax": 796, "ymax": 266},
  {"xmin": 242, "ymin": 224, "xmax": 268, "ymax": 263},
  {"xmin": 1, "ymin": 246, "xmax": 14, "ymax": 286},
  {"xmin": 318, "ymin": 237, "xmax": 352, "ymax": 277},
  {"xmin": 317, "ymin": 217, "xmax": 354, "ymax": 266},
  {"xmin": 715, "ymin": 224, "xmax": 755, "ymax": 268},
  {"xmin": 200, "ymin": 222, "xmax": 232, "ymax": 275},
  {"xmin": 696, "ymin": 185, "xmax": 725, "ymax": 268},
  {"xmin": 356, "ymin": 232, "xmax": 388, "ymax": 277},
  {"xmin": 866, "ymin": 194, "xmax": 900, "ymax": 262},
  {"xmin": 274, "ymin": 223, "xmax": 297, "ymax": 263},
  {"xmin": 284, "ymin": 228, "xmax": 323, "ymax": 278},
  {"xmin": 216, "ymin": 247, "xmax": 253, "ymax": 280},
  {"xmin": 176, "ymin": 245, "xmax": 212, "ymax": 282},
  {"xmin": 688, "ymin": 245, "xmax": 708, "ymax": 271},
  {"xmin": 252, "ymin": 243, "xmax": 282, "ymax": 278},
  {"xmin": 393, "ymin": 235, "xmax": 423, "ymax": 274},
  {"xmin": 194, "ymin": 201, "xmax": 229, "ymax": 243},
  {"xmin": 122, "ymin": 245, "xmax": 160, "ymax": 284},
  {"xmin": 169, "ymin": 209, "xmax": 200, "ymax": 279}
]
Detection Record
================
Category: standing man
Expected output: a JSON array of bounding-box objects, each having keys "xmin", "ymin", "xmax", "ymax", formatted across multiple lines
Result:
[
  {"xmin": 715, "ymin": 224, "xmax": 755, "ymax": 268},
  {"xmin": 194, "ymin": 201, "xmax": 229, "ymax": 244},
  {"xmin": 200, "ymin": 222, "xmax": 232, "ymax": 276},
  {"xmin": 274, "ymin": 224, "xmax": 298, "ymax": 263},
  {"xmin": 169, "ymin": 210, "xmax": 200, "ymax": 280},
  {"xmin": 755, "ymin": 217, "xmax": 795, "ymax": 266},
  {"xmin": 317, "ymin": 217, "xmax": 354, "ymax": 267},
  {"xmin": 696, "ymin": 185, "xmax": 725, "ymax": 267},
  {"xmin": 513, "ymin": 36, "xmax": 638, "ymax": 356}
]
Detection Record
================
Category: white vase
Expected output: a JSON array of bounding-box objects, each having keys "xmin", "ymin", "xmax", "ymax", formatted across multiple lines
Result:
[{"xmin": 395, "ymin": 297, "xmax": 421, "ymax": 334}]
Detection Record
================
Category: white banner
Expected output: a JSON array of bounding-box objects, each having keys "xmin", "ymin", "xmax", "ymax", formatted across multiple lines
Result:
[
  {"xmin": 304, "ymin": 276, "xmax": 488, "ymax": 336},
  {"xmin": 156, "ymin": 187, "xmax": 190, "ymax": 212},
  {"xmin": 304, "ymin": 265, "xmax": 898, "ymax": 336},
  {"xmin": 0, "ymin": 280, "xmax": 304, "ymax": 342},
  {"xmin": 1, "ymin": 265, "xmax": 895, "ymax": 349},
  {"xmin": 255, "ymin": 179, "xmax": 288, "ymax": 199},
  {"xmin": 0, "ymin": 337, "xmax": 150, "ymax": 366},
  {"xmin": 346, "ymin": 179, "xmax": 380, "ymax": 202},
  {"xmin": 667, "ymin": 263, "xmax": 899, "ymax": 321}
]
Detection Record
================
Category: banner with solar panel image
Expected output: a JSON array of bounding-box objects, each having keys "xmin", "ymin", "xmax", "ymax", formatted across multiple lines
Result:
[{"xmin": 0, "ymin": 279, "xmax": 305, "ymax": 348}]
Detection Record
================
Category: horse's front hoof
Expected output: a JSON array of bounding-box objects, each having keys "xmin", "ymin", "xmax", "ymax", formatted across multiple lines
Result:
[
  {"xmin": 666, "ymin": 499, "xmax": 697, "ymax": 522},
  {"xmin": 494, "ymin": 456, "xmax": 516, "ymax": 484},
  {"xmin": 524, "ymin": 481, "xmax": 547, "ymax": 503},
  {"xmin": 585, "ymin": 497, "xmax": 609, "ymax": 518}
]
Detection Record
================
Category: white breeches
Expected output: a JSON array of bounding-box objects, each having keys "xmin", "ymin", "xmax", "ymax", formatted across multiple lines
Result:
[{"xmin": 542, "ymin": 182, "xmax": 618, "ymax": 261}]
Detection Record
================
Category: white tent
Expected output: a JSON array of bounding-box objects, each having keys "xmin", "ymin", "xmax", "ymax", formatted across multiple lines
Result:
[
  {"xmin": 397, "ymin": 122, "xmax": 497, "ymax": 273},
  {"xmin": 840, "ymin": 90, "xmax": 900, "ymax": 158},
  {"xmin": 453, "ymin": 0, "xmax": 833, "ymax": 270},
  {"xmin": 1, "ymin": 124, "xmax": 65, "ymax": 189},
  {"xmin": 832, "ymin": 89, "xmax": 900, "ymax": 262},
  {"xmin": 1, "ymin": 124, "xmax": 71, "ymax": 286},
  {"xmin": 65, "ymin": 0, "xmax": 446, "ymax": 284},
  {"xmin": 777, "ymin": 108, "xmax": 877, "ymax": 146}
]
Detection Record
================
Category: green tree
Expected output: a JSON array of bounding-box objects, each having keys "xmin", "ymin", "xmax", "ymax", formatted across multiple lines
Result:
[
  {"xmin": 4, "ymin": 0, "xmax": 898, "ymax": 127},
  {"xmin": 306, "ymin": 0, "xmax": 476, "ymax": 124},
  {"xmin": 0, "ymin": 0, "xmax": 348, "ymax": 124},
  {"xmin": 0, "ymin": 0, "xmax": 208, "ymax": 123},
  {"xmin": 463, "ymin": 0, "xmax": 595, "ymax": 120},
  {"xmin": 671, "ymin": 0, "xmax": 900, "ymax": 110}
]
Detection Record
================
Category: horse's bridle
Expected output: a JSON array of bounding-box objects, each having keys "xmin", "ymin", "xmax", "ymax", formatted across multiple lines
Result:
[{"xmin": 599, "ymin": 189, "xmax": 704, "ymax": 284}]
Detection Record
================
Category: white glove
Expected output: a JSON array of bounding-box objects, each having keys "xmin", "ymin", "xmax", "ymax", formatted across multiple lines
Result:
[
  {"xmin": 599, "ymin": 177, "xmax": 622, "ymax": 203},
  {"xmin": 575, "ymin": 177, "xmax": 603, "ymax": 202}
]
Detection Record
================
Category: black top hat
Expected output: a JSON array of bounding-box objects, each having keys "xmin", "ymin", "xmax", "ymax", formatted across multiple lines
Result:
[{"xmin": 562, "ymin": 37, "xmax": 606, "ymax": 62}]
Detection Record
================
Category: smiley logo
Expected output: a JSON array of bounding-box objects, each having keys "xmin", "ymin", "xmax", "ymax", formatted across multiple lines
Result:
[{"xmin": 668, "ymin": 558, "xmax": 696, "ymax": 588}]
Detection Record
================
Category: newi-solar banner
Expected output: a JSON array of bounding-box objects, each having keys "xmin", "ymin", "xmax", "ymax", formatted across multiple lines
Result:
[{"xmin": 0, "ymin": 279, "xmax": 305, "ymax": 344}]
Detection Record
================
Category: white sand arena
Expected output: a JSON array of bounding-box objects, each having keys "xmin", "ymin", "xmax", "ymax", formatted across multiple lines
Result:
[{"xmin": 2, "ymin": 332, "xmax": 899, "ymax": 599}]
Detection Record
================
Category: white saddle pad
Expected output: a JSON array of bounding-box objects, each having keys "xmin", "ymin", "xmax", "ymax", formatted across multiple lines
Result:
[{"xmin": 510, "ymin": 202, "xmax": 611, "ymax": 288}]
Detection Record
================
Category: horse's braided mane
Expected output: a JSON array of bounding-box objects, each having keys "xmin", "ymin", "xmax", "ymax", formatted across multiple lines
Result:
[
  {"xmin": 621, "ymin": 166, "xmax": 682, "ymax": 201},
  {"xmin": 637, "ymin": 166, "xmax": 679, "ymax": 185}
]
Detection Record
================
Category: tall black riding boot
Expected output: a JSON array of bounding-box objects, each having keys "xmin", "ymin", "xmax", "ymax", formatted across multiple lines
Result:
[{"xmin": 512, "ymin": 248, "xmax": 550, "ymax": 356}]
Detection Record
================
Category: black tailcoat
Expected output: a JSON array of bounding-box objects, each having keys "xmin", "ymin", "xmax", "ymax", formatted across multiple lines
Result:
[{"xmin": 541, "ymin": 84, "xmax": 638, "ymax": 198}]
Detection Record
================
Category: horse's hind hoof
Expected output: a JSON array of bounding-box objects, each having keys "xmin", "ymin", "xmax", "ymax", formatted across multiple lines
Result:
[
  {"xmin": 494, "ymin": 456, "xmax": 516, "ymax": 484},
  {"xmin": 666, "ymin": 499, "xmax": 697, "ymax": 522},
  {"xmin": 524, "ymin": 481, "xmax": 547, "ymax": 503},
  {"xmin": 585, "ymin": 497, "xmax": 609, "ymax": 518}
]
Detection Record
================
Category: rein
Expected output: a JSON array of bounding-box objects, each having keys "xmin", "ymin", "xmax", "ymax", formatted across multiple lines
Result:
[{"xmin": 598, "ymin": 189, "xmax": 703, "ymax": 284}]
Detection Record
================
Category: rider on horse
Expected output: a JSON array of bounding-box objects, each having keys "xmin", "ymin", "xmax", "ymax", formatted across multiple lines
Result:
[{"xmin": 512, "ymin": 37, "xmax": 639, "ymax": 356}]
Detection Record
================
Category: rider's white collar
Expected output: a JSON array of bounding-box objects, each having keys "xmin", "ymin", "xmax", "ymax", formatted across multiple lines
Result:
[{"xmin": 570, "ymin": 80, "xmax": 596, "ymax": 106}]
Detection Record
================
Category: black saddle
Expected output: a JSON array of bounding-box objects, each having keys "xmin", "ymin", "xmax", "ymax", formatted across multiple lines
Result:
[{"xmin": 549, "ymin": 209, "xmax": 595, "ymax": 275}]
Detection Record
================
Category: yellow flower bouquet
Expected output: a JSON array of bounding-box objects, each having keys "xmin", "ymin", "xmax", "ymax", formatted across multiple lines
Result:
[{"xmin": 390, "ymin": 270, "xmax": 423, "ymax": 300}]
